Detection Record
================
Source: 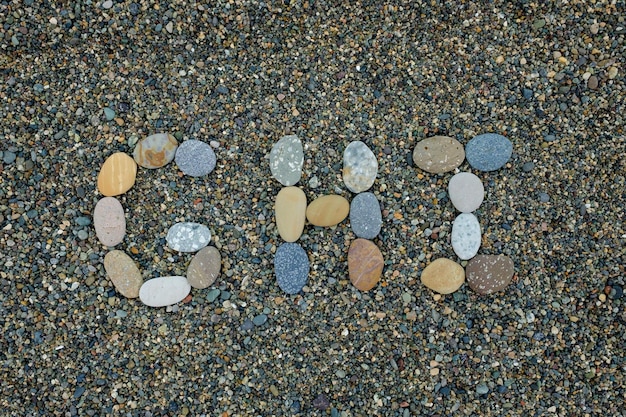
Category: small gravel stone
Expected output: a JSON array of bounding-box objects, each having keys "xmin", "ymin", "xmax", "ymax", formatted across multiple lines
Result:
[
  {"xmin": 522, "ymin": 162, "xmax": 535, "ymax": 172},
  {"xmin": 252, "ymin": 314, "xmax": 268, "ymax": 326}
]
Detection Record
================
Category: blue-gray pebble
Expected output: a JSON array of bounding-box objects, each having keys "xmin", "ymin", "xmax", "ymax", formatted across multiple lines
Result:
[
  {"xmin": 465, "ymin": 133, "xmax": 513, "ymax": 172},
  {"xmin": 349, "ymin": 192, "xmax": 382, "ymax": 239},
  {"xmin": 274, "ymin": 243, "xmax": 309, "ymax": 294},
  {"xmin": 175, "ymin": 139, "xmax": 217, "ymax": 177}
]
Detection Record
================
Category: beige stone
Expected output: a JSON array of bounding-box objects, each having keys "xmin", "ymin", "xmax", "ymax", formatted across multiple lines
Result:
[
  {"xmin": 93, "ymin": 197, "xmax": 126, "ymax": 247},
  {"xmin": 306, "ymin": 195, "xmax": 349, "ymax": 227},
  {"xmin": 97, "ymin": 152, "xmax": 137, "ymax": 196},
  {"xmin": 348, "ymin": 238, "xmax": 384, "ymax": 291},
  {"xmin": 104, "ymin": 250, "xmax": 142, "ymax": 298},
  {"xmin": 421, "ymin": 258, "xmax": 465, "ymax": 294},
  {"xmin": 413, "ymin": 136, "xmax": 465, "ymax": 174},
  {"xmin": 275, "ymin": 186, "xmax": 307, "ymax": 242},
  {"xmin": 187, "ymin": 246, "xmax": 221, "ymax": 289}
]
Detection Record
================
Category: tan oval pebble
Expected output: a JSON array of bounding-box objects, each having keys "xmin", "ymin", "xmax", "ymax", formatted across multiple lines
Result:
[
  {"xmin": 421, "ymin": 258, "xmax": 465, "ymax": 294},
  {"xmin": 348, "ymin": 238, "xmax": 384, "ymax": 291},
  {"xmin": 97, "ymin": 152, "xmax": 137, "ymax": 196},
  {"xmin": 133, "ymin": 133, "xmax": 178, "ymax": 168},
  {"xmin": 306, "ymin": 195, "xmax": 350, "ymax": 227},
  {"xmin": 413, "ymin": 136, "xmax": 465, "ymax": 174},
  {"xmin": 139, "ymin": 276, "xmax": 191, "ymax": 307},
  {"xmin": 93, "ymin": 197, "xmax": 126, "ymax": 246},
  {"xmin": 275, "ymin": 186, "xmax": 307, "ymax": 242},
  {"xmin": 104, "ymin": 250, "xmax": 142, "ymax": 298},
  {"xmin": 187, "ymin": 246, "xmax": 221, "ymax": 289},
  {"xmin": 466, "ymin": 255, "xmax": 514, "ymax": 295}
]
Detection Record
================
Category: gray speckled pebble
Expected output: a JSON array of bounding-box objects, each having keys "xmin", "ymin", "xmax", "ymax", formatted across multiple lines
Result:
[
  {"xmin": 349, "ymin": 192, "xmax": 382, "ymax": 239},
  {"xmin": 175, "ymin": 139, "xmax": 217, "ymax": 177},
  {"xmin": 269, "ymin": 135, "xmax": 304, "ymax": 186},
  {"xmin": 343, "ymin": 141, "xmax": 378, "ymax": 193},
  {"xmin": 451, "ymin": 213, "xmax": 481, "ymax": 260},
  {"xmin": 465, "ymin": 133, "xmax": 512, "ymax": 172},
  {"xmin": 166, "ymin": 222, "xmax": 211, "ymax": 252},
  {"xmin": 274, "ymin": 242, "xmax": 309, "ymax": 294}
]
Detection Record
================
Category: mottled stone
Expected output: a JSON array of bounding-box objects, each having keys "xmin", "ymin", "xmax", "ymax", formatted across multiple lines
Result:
[
  {"xmin": 166, "ymin": 222, "xmax": 211, "ymax": 252},
  {"xmin": 269, "ymin": 134, "xmax": 304, "ymax": 186},
  {"xmin": 343, "ymin": 141, "xmax": 378, "ymax": 193},
  {"xmin": 139, "ymin": 276, "xmax": 191, "ymax": 307},
  {"xmin": 413, "ymin": 136, "xmax": 465, "ymax": 174},
  {"xmin": 274, "ymin": 243, "xmax": 309, "ymax": 294},
  {"xmin": 97, "ymin": 152, "xmax": 137, "ymax": 196},
  {"xmin": 466, "ymin": 255, "xmax": 515, "ymax": 295},
  {"xmin": 349, "ymin": 192, "xmax": 382, "ymax": 239},
  {"xmin": 451, "ymin": 213, "xmax": 481, "ymax": 260},
  {"xmin": 420, "ymin": 258, "xmax": 465, "ymax": 294},
  {"xmin": 187, "ymin": 246, "xmax": 221, "ymax": 289},
  {"xmin": 348, "ymin": 238, "xmax": 383, "ymax": 291},
  {"xmin": 465, "ymin": 133, "xmax": 513, "ymax": 172},
  {"xmin": 104, "ymin": 250, "xmax": 142, "ymax": 298},
  {"xmin": 306, "ymin": 195, "xmax": 349, "ymax": 227},
  {"xmin": 93, "ymin": 197, "xmax": 126, "ymax": 246},
  {"xmin": 448, "ymin": 172, "xmax": 485, "ymax": 212},
  {"xmin": 133, "ymin": 133, "xmax": 178, "ymax": 169},
  {"xmin": 175, "ymin": 139, "xmax": 216, "ymax": 177},
  {"xmin": 275, "ymin": 186, "xmax": 307, "ymax": 242}
]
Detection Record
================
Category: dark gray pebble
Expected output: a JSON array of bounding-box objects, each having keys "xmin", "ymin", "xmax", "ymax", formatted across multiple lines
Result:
[
  {"xmin": 522, "ymin": 162, "xmax": 535, "ymax": 172},
  {"xmin": 312, "ymin": 393, "xmax": 330, "ymax": 410},
  {"xmin": 241, "ymin": 319, "xmax": 254, "ymax": 331},
  {"xmin": 349, "ymin": 192, "xmax": 382, "ymax": 239},
  {"xmin": 252, "ymin": 314, "xmax": 268, "ymax": 326},
  {"xmin": 274, "ymin": 243, "xmax": 309, "ymax": 294},
  {"xmin": 465, "ymin": 133, "xmax": 512, "ymax": 172},
  {"xmin": 538, "ymin": 192, "xmax": 550, "ymax": 203}
]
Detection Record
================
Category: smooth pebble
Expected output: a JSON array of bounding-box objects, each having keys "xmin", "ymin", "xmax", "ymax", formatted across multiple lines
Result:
[
  {"xmin": 175, "ymin": 139, "xmax": 217, "ymax": 177},
  {"xmin": 97, "ymin": 152, "xmax": 137, "ymax": 197},
  {"xmin": 466, "ymin": 255, "xmax": 515, "ymax": 295},
  {"xmin": 139, "ymin": 276, "xmax": 191, "ymax": 307},
  {"xmin": 448, "ymin": 172, "xmax": 485, "ymax": 213},
  {"xmin": 348, "ymin": 238, "xmax": 384, "ymax": 291},
  {"xmin": 342, "ymin": 141, "xmax": 378, "ymax": 193},
  {"xmin": 104, "ymin": 250, "xmax": 142, "ymax": 298},
  {"xmin": 420, "ymin": 258, "xmax": 465, "ymax": 294},
  {"xmin": 269, "ymin": 134, "xmax": 304, "ymax": 186},
  {"xmin": 187, "ymin": 246, "xmax": 221, "ymax": 289},
  {"xmin": 349, "ymin": 192, "xmax": 382, "ymax": 239},
  {"xmin": 93, "ymin": 197, "xmax": 126, "ymax": 246},
  {"xmin": 451, "ymin": 213, "xmax": 481, "ymax": 260},
  {"xmin": 166, "ymin": 222, "xmax": 211, "ymax": 252},
  {"xmin": 275, "ymin": 187, "xmax": 307, "ymax": 242},
  {"xmin": 465, "ymin": 133, "xmax": 512, "ymax": 172},
  {"xmin": 133, "ymin": 133, "xmax": 178, "ymax": 169},
  {"xmin": 306, "ymin": 195, "xmax": 349, "ymax": 227},
  {"xmin": 412, "ymin": 136, "xmax": 465, "ymax": 174},
  {"xmin": 274, "ymin": 243, "xmax": 309, "ymax": 294}
]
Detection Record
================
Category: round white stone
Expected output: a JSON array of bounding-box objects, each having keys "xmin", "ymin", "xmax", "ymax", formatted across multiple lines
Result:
[
  {"xmin": 448, "ymin": 172, "xmax": 485, "ymax": 212},
  {"xmin": 342, "ymin": 141, "xmax": 378, "ymax": 193},
  {"xmin": 451, "ymin": 213, "xmax": 481, "ymax": 260}
]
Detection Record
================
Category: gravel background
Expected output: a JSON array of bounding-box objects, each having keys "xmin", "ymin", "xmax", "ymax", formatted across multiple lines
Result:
[{"xmin": 1, "ymin": 1, "xmax": 624, "ymax": 416}]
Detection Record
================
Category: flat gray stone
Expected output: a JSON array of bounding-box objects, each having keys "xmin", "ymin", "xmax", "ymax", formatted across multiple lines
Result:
[
  {"xmin": 343, "ymin": 141, "xmax": 378, "ymax": 193},
  {"xmin": 448, "ymin": 172, "xmax": 485, "ymax": 213},
  {"xmin": 275, "ymin": 243, "xmax": 309, "ymax": 294},
  {"xmin": 349, "ymin": 192, "xmax": 382, "ymax": 239},
  {"xmin": 451, "ymin": 213, "xmax": 481, "ymax": 260},
  {"xmin": 175, "ymin": 139, "xmax": 217, "ymax": 177},
  {"xmin": 269, "ymin": 135, "xmax": 304, "ymax": 186},
  {"xmin": 465, "ymin": 133, "xmax": 512, "ymax": 172},
  {"xmin": 166, "ymin": 222, "xmax": 211, "ymax": 252},
  {"xmin": 139, "ymin": 276, "xmax": 191, "ymax": 307}
]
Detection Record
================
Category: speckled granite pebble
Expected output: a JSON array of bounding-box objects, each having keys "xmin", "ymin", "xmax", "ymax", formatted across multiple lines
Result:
[
  {"xmin": 465, "ymin": 133, "xmax": 512, "ymax": 171},
  {"xmin": 466, "ymin": 255, "xmax": 514, "ymax": 295},
  {"xmin": 175, "ymin": 139, "xmax": 216, "ymax": 177},
  {"xmin": 451, "ymin": 213, "xmax": 481, "ymax": 260},
  {"xmin": 342, "ymin": 141, "xmax": 378, "ymax": 193},
  {"xmin": 274, "ymin": 242, "xmax": 309, "ymax": 294},
  {"xmin": 349, "ymin": 192, "xmax": 382, "ymax": 239},
  {"xmin": 166, "ymin": 222, "xmax": 211, "ymax": 252},
  {"xmin": 269, "ymin": 134, "xmax": 304, "ymax": 186}
]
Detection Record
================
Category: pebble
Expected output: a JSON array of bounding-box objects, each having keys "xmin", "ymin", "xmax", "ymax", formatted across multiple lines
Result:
[
  {"xmin": 93, "ymin": 197, "xmax": 126, "ymax": 246},
  {"xmin": 103, "ymin": 250, "xmax": 143, "ymax": 298},
  {"xmin": 420, "ymin": 258, "xmax": 465, "ymax": 294},
  {"xmin": 103, "ymin": 107, "xmax": 115, "ymax": 121},
  {"xmin": 465, "ymin": 133, "xmax": 513, "ymax": 172},
  {"xmin": 274, "ymin": 242, "xmax": 309, "ymax": 294},
  {"xmin": 252, "ymin": 314, "xmax": 268, "ymax": 326},
  {"xmin": 275, "ymin": 186, "xmax": 307, "ymax": 242},
  {"xmin": 269, "ymin": 134, "xmax": 304, "ymax": 186},
  {"xmin": 133, "ymin": 133, "xmax": 178, "ymax": 169},
  {"xmin": 412, "ymin": 135, "xmax": 465, "ymax": 174},
  {"xmin": 348, "ymin": 238, "xmax": 384, "ymax": 291},
  {"xmin": 174, "ymin": 139, "xmax": 217, "ymax": 177},
  {"xmin": 186, "ymin": 246, "xmax": 221, "ymax": 289},
  {"xmin": 466, "ymin": 255, "xmax": 515, "ymax": 295},
  {"xmin": 349, "ymin": 192, "xmax": 382, "ymax": 239},
  {"xmin": 139, "ymin": 276, "xmax": 191, "ymax": 308},
  {"xmin": 342, "ymin": 141, "xmax": 378, "ymax": 193},
  {"xmin": 97, "ymin": 152, "xmax": 137, "ymax": 197},
  {"xmin": 3, "ymin": 151, "xmax": 16, "ymax": 164},
  {"xmin": 448, "ymin": 172, "xmax": 485, "ymax": 213},
  {"xmin": 306, "ymin": 195, "xmax": 349, "ymax": 227},
  {"xmin": 166, "ymin": 222, "xmax": 211, "ymax": 252},
  {"xmin": 522, "ymin": 162, "xmax": 535, "ymax": 172},
  {"xmin": 451, "ymin": 213, "xmax": 481, "ymax": 260},
  {"xmin": 587, "ymin": 75, "xmax": 599, "ymax": 90}
]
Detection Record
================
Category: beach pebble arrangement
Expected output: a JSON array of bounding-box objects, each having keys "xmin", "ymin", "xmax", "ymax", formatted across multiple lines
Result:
[
  {"xmin": 93, "ymin": 133, "xmax": 221, "ymax": 307},
  {"xmin": 270, "ymin": 136, "xmax": 384, "ymax": 293},
  {"xmin": 415, "ymin": 134, "xmax": 515, "ymax": 296}
]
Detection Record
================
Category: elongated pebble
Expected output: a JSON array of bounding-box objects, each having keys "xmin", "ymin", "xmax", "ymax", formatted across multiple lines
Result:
[
  {"xmin": 97, "ymin": 152, "xmax": 137, "ymax": 196},
  {"xmin": 343, "ymin": 141, "xmax": 378, "ymax": 193},
  {"xmin": 139, "ymin": 276, "xmax": 191, "ymax": 307},
  {"xmin": 93, "ymin": 197, "xmax": 125, "ymax": 246},
  {"xmin": 187, "ymin": 246, "xmax": 221, "ymax": 289},
  {"xmin": 275, "ymin": 187, "xmax": 307, "ymax": 242},
  {"xmin": 269, "ymin": 134, "xmax": 304, "ymax": 186},
  {"xmin": 104, "ymin": 250, "xmax": 142, "ymax": 298},
  {"xmin": 451, "ymin": 213, "xmax": 481, "ymax": 260},
  {"xmin": 275, "ymin": 243, "xmax": 309, "ymax": 294}
]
